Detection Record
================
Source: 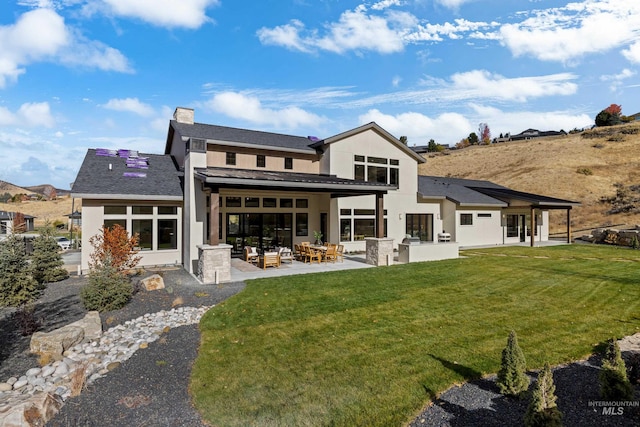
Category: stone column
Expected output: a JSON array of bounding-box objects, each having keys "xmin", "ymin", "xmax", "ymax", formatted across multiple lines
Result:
[
  {"xmin": 365, "ymin": 237, "xmax": 394, "ymax": 266},
  {"xmin": 197, "ymin": 244, "xmax": 232, "ymax": 284}
]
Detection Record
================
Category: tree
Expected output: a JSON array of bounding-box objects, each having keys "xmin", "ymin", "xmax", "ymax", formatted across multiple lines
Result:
[
  {"xmin": 524, "ymin": 363, "xmax": 563, "ymax": 427},
  {"xmin": 0, "ymin": 235, "xmax": 41, "ymax": 308},
  {"xmin": 399, "ymin": 135, "xmax": 408, "ymax": 145},
  {"xmin": 89, "ymin": 224, "xmax": 141, "ymax": 275},
  {"xmin": 478, "ymin": 123, "xmax": 491, "ymax": 144},
  {"xmin": 427, "ymin": 139, "xmax": 439, "ymax": 152},
  {"xmin": 31, "ymin": 226, "xmax": 68, "ymax": 285},
  {"xmin": 599, "ymin": 338, "xmax": 634, "ymax": 400},
  {"xmin": 496, "ymin": 330, "xmax": 530, "ymax": 397},
  {"xmin": 468, "ymin": 132, "xmax": 479, "ymax": 145},
  {"xmin": 595, "ymin": 104, "xmax": 622, "ymax": 127}
]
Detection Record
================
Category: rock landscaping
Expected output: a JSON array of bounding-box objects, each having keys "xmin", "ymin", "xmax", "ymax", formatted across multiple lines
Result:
[{"xmin": 0, "ymin": 305, "xmax": 209, "ymax": 426}]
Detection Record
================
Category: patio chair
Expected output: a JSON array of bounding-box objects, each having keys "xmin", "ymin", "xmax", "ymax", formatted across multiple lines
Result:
[
  {"xmin": 301, "ymin": 241, "xmax": 310, "ymax": 246},
  {"xmin": 261, "ymin": 251, "xmax": 280, "ymax": 269},
  {"xmin": 323, "ymin": 244, "xmax": 337, "ymax": 263},
  {"xmin": 336, "ymin": 244, "xmax": 345, "ymax": 262},
  {"xmin": 304, "ymin": 245, "xmax": 321, "ymax": 264},
  {"xmin": 244, "ymin": 246, "xmax": 259, "ymax": 264},
  {"xmin": 278, "ymin": 247, "xmax": 294, "ymax": 264}
]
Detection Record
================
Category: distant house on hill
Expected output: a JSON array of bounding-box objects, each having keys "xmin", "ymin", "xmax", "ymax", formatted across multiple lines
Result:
[
  {"xmin": 626, "ymin": 112, "xmax": 640, "ymax": 122},
  {"xmin": 510, "ymin": 129, "xmax": 567, "ymax": 141},
  {"xmin": 0, "ymin": 210, "xmax": 36, "ymax": 237}
]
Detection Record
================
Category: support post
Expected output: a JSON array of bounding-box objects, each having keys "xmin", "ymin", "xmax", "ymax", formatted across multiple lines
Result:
[
  {"xmin": 209, "ymin": 189, "xmax": 219, "ymax": 245},
  {"xmin": 567, "ymin": 208, "xmax": 572, "ymax": 243},
  {"xmin": 375, "ymin": 192, "xmax": 384, "ymax": 238},
  {"xmin": 530, "ymin": 207, "xmax": 535, "ymax": 247}
]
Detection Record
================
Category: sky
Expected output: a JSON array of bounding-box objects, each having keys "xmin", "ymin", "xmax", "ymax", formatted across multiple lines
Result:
[{"xmin": 1, "ymin": 0, "xmax": 639, "ymax": 190}]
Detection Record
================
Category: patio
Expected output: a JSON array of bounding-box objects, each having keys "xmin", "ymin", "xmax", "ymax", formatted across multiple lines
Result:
[{"xmin": 230, "ymin": 253, "xmax": 374, "ymax": 282}]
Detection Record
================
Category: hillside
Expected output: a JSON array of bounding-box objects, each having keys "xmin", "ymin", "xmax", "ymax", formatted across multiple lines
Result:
[
  {"xmin": 0, "ymin": 196, "xmax": 77, "ymax": 228},
  {"xmin": 418, "ymin": 122, "xmax": 640, "ymax": 234}
]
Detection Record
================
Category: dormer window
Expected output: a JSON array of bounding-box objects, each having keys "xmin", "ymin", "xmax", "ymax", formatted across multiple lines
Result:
[{"xmin": 226, "ymin": 152, "xmax": 236, "ymax": 165}]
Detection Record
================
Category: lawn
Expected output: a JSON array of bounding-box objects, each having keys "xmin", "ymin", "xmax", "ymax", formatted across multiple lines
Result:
[{"xmin": 191, "ymin": 245, "xmax": 640, "ymax": 426}]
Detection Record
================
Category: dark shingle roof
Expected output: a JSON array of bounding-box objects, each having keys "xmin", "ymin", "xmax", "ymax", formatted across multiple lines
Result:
[
  {"xmin": 418, "ymin": 176, "xmax": 579, "ymax": 208},
  {"xmin": 0, "ymin": 211, "xmax": 36, "ymax": 220},
  {"xmin": 71, "ymin": 149, "xmax": 183, "ymax": 200},
  {"xmin": 170, "ymin": 121, "xmax": 317, "ymax": 153}
]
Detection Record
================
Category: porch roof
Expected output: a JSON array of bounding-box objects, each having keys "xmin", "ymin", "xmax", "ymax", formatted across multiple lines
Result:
[
  {"xmin": 417, "ymin": 176, "xmax": 580, "ymax": 209},
  {"xmin": 194, "ymin": 167, "xmax": 394, "ymax": 196}
]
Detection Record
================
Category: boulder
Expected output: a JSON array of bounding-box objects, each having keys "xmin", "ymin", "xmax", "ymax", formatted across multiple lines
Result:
[
  {"xmin": 67, "ymin": 311, "xmax": 102, "ymax": 341},
  {"xmin": 30, "ymin": 326, "xmax": 84, "ymax": 361},
  {"xmin": 0, "ymin": 392, "xmax": 63, "ymax": 427},
  {"xmin": 140, "ymin": 274, "xmax": 165, "ymax": 291}
]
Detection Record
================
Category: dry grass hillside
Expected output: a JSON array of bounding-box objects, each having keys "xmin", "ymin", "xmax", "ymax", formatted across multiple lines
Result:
[
  {"xmin": 419, "ymin": 122, "xmax": 640, "ymax": 234},
  {"xmin": 0, "ymin": 196, "xmax": 77, "ymax": 228}
]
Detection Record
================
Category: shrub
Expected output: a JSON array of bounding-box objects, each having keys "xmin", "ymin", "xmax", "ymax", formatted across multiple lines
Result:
[
  {"xmin": 80, "ymin": 257, "xmax": 133, "ymax": 312},
  {"xmin": 0, "ymin": 235, "xmax": 41, "ymax": 308},
  {"xmin": 576, "ymin": 168, "xmax": 593, "ymax": 176},
  {"xmin": 496, "ymin": 330, "xmax": 530, "ymax": 397},
  {"xmin": 89, "ymin": 224, "xmax": 141, "ymax": 275},
  {"xmin": 31, "ymin": 235, "xmax": 68, "ymax": 284},
  {"xmin": 524, "ymin": 363, "xmax": 563, "ymax": 427},
  {"xmin": 599, "ymin": 338, "xmax": 634, "ymax": 400}
]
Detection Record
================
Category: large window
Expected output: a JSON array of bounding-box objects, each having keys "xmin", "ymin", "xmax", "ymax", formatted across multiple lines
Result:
[
  {"xmin": 460, "ymin": 213, "xmax": 473, "ymax": 226},
  {"xmin": 506, "ymin": 214, "xmax": 518, "ymax": 237},
  {"xmin": 102, "ymin": 205, "xmax": 179, "ymax": 251},
  {"xmin": 339, "ymin": 209, "xmax": 387, "ymax": 241},
  {"xmin": 406, "ymin": 214, "xmax": 433, "ymax": 242},
  {"xmin": 354, "ymin": 155, "xmax": 399, "ymax": 187},
  {"xmin": 132, "ymin": 219, "xmax": 153, "ymax": 250},
  {"xmin": 296, "ymin": 213, "xmax": 308, "ymax": 236}
]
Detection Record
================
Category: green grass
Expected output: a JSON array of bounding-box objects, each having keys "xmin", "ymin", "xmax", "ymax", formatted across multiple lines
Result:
[{"xmin": 191, "ymin": 245, "xmax": 640, "ymax": 426}]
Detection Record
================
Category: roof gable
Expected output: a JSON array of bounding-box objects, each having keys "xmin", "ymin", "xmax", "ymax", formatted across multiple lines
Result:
[{"xmin": 313, "ymin": 122, "xmax": 426, "ymax": 163}]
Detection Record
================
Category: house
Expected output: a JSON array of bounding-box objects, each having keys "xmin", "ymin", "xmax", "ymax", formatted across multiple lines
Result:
[
  {"xmin": 509, "ymin": 129, "xmax": 567, "ymax": 141},
  {"xmin": 71, "ymin": 107, "xmax": 579, "ymax": 279},
  {"xmin": 0, "ymin": 210, "xmax": 36, "ymax": 237}
]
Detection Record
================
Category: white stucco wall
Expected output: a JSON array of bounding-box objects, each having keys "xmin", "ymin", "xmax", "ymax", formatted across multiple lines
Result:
[{"xmin": 79, "ymin": 200, "xmax": 182, "ymax": 273}]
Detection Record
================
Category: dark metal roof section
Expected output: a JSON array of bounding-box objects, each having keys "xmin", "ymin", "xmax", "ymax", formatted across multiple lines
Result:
[
  {"xmin": 71, "ymin": 149, "xmax": 183, "ymax": 200},
  {"xmin": 418, "ymin": 176, "xmax": 579, "ymax": 208},
  {"xmin": 195, "ymin": 167, "xmax": 393, "ymax": 196},
  {"xmin": 418, "ymin": 176, "xmax": 507, "ymax": 207},
  {"xmin": 169, "ymin": 121, "xmax": 317, "ymax": 153}
]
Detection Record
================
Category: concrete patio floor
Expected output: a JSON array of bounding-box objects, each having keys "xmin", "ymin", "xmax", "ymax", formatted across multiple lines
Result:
[{"xmin": 229, "ymin": 254, "xmax": 375, "ymax": 282}]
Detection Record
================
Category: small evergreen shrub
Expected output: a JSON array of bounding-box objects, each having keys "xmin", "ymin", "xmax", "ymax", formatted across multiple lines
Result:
[
  {"xmin": 0, "ymin": 235, "xmax": 41, "ymax": 308},
  {"xmin": 80, "ymin": 259, "xmax": 133, "ymax": 312},
  {"xmin": 524, "ymin": 363, "xmax": 563, "ymax": 427},
  {"xmin": 496, "ymin": 330, "xmax": 530, "ymax": 397},
  {"xmin": 31, "ymin": 235, "xmax": 69, "ymax": 284},
  {"xmin": 599, "ymin": 338, "xmax": 634, "ymax": 400}
]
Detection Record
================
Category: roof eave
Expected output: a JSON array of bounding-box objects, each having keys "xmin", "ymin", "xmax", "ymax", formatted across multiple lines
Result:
[{"xmin": 72, "ymin": 193, "xmax": 183, "ymax": 201}]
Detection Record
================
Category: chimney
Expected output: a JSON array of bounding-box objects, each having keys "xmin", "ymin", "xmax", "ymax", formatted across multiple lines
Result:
[{"xmin": 173, "ymin": 107, "xmax": 194, "ymax": 124}]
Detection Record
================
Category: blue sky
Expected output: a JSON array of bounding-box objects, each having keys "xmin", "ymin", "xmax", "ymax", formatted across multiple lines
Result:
[{"xmin": 1, "ymin": 0, "xmax": 639, "ymax": 190}]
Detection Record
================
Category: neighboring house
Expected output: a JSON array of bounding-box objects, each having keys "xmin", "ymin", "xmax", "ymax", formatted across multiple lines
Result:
[
  {"xmin": 510, "ymin": 129, "xmax": 567, "ymax": 141},
  {"xmin": 72, "ymin": 107, "xmax": 579, "ymax": 276},
  {"xmin": 0, "ymin": 210, "xmax": 36, "ymax": 237}
]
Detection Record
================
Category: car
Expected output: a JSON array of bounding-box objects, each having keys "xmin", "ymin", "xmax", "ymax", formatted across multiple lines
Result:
[{"xmin": 55, "ymin": 237, "xmax": 71, "ymax": 250}]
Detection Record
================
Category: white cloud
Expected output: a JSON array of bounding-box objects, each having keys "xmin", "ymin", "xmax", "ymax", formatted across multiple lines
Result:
[
  {"xmin": 258, "ymin": 7, "xmax": 410, "ymax": 54},
  {"xmin": 102, "ymin": 98, "xmax": 155, "ymax": 116},
  {"xmin": 0, "ymin": 8, "xmax": 132, "ymax": 87},
  {"xmin": 101, "ymin": 0, "xmax": 219, "ymax": 29},
  {"xmin": 0, "ymin": 102, "xmax": 55, "ymax": 127},
  {"xmin": 434, "ymin": 0, "xmax": 471, "ymax": 10},
  {"xmin": 622, "ymin": 41, "xmax": 640, "ymax": 63},
  {"xmin": 468, "ymin": 104, "xmax": 593, "ymax": 135},
  {"xmin": 600, "ymin": 68, "xmax": 636, "ymax": 92},
  {"xmin": 358, "ymin": 108, "xmax": 473, "ymax": 145},
  {"xmin": 500, "ymin": 1, "xmax": 640, "ymax": 63},
  {"xmin": 206, "ymin": 91, "xmax": 327, "ymax": 130},
  {"xmin": 449, "ymin": 70, "xmax": 577, "ymax": 102}
]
